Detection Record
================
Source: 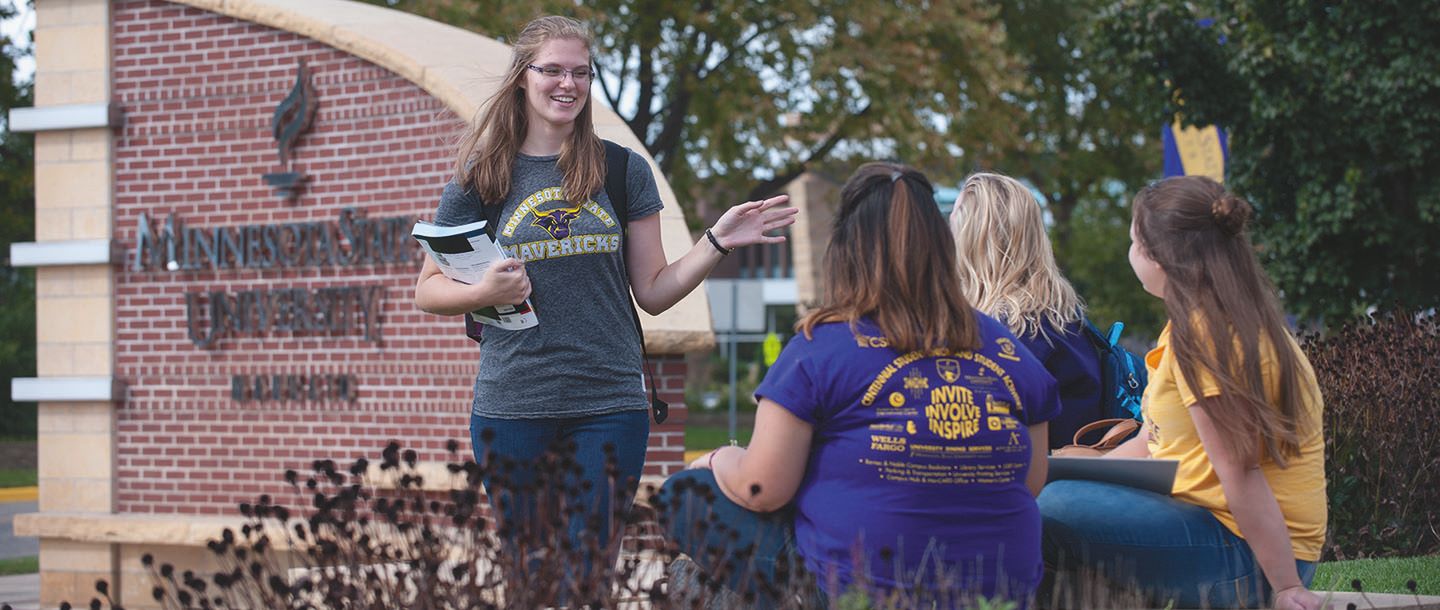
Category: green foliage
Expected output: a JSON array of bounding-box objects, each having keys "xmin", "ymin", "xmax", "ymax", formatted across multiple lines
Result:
[
  {"xmin": 683, "ymin": 423, "xmax": 752, "ymax": 452},
  {"xmin": 961, "ymin": 0, "xmax": 1165, "ymax": 342},
  {"xmin": 1053, "ymin": 187, "xmax": 1167, "ymax": 344},
  {"xmin": 1315, "ymin": 555, "xmax": 1440, "ymax": 596},
  {"xmin": 1093, "ymin": 0, "xmax": 1440, "ymax": 321},
  {"xmin": 362, "ymin": 0, "xmax": 1023, "ymax": 207},
  {"xmin": 1301, "ymin": 309, "xmax": 1440, "ymax": 559},
  {"xmin": 2, "ymin": 0, "xmax": 37, "ymax": 423},
  {"xmin": 0, "ymin": 555, "xmax": 38, "ymax": 576},
  {"xmin": 0, "ymin": 467, "xmax": 37, "ymax": 488}
]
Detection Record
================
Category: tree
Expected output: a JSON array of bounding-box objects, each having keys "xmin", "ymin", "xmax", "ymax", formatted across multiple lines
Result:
[
  {"xmin": 1, "ymin": 0, "xmax": 36, "ymax": 434},
  {"xmin": 1092, "ymin": 0, "xmax": 1440, "ymax": 322},
  {"xmin": 981, "ymin": 0, "xmax": 1167, "ymax": 339},
  {"xmin": 364, "ymin": 0, "xmax": 1024, "ymax": 206}
]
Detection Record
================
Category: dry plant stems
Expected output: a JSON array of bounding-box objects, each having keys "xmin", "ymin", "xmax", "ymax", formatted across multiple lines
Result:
[
  {"xmin": 58, "ymin": 437, "xmax": 673, "ymax": 610},
  {"xmin": 37, "ymin": 436, "xmax": 1212, "ymax": 610},
  {"xmin": 1301, "ymin": 307, "xmax": 1440, "ymax": 559}
]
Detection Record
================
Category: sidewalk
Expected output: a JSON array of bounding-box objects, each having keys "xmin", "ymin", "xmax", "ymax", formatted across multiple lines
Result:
[{"xmin": 0, "ymin": 573, "xmax": 38, "ymax": 610}]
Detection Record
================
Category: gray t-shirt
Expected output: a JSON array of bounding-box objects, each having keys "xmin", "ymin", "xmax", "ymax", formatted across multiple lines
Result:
[{"xmin": 434, "ymin": 148, "xmax": 664, "ymax": 418}]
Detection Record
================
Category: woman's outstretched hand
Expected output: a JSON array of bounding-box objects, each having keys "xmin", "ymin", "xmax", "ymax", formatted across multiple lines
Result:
[{"xmin": 709, "ymin": 195, "xmax": 798, "ymax": 250}]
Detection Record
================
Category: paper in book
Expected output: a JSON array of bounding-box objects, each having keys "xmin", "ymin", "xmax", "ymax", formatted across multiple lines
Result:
[{"xmin": 412, "ymin": 219, "xmax": 538, "ymax": 331}]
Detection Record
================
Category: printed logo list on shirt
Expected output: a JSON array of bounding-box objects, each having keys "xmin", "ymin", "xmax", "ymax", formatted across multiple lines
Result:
[
  {"xmin": 858, "ymin": 347, "xmax": 1032, "ymax": 487},
  {"xmin": 500, "ymin": 188, "xmax": 622, "ymax": 262}
]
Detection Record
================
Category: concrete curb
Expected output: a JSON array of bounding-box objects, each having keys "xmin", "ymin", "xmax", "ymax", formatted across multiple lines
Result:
[{"xmin": 0, "ymin": 487, "xmax": 38, "ymax": 503}]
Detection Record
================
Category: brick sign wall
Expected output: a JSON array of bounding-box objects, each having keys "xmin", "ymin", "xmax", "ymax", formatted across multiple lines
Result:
[{"xmin": 109, "ymin": 0, "xmax": 685, "ymax": 516}]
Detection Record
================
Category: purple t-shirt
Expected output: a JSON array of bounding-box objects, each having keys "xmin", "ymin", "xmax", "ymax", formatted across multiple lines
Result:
[
  {"xmin": 755, "ymin": 314, "xmax": 1060, "ymax": 599},
  {"xmin": 1017, "ymin": 320, "xmax": 1104, "ymax": 449}
]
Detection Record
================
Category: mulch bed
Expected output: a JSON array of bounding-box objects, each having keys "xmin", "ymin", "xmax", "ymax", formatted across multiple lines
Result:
[{"xmin": 0, "ymin": 441, "xmax": 36, "ymax": 470}]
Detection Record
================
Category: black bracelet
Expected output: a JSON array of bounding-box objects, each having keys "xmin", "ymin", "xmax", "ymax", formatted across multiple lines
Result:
[{"xmin": 705, "ymin": 228, "xmax": 732, "ymax": 256}]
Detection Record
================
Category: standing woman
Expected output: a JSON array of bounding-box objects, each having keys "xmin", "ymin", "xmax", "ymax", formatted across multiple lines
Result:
[
  {"xmin": 413, "ymin": 15, "xmax": 795, "ymax": 546},
  {"xmin": 1039, "ymin": 176, "xmax": 1326, "ymax": 610},
  {"xmin": 949, "ymin": 173, "xmax": 1104, "ymax": 449}
]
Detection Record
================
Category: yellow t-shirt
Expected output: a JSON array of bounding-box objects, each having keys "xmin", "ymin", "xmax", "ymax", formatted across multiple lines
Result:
[{"xmin": 1143, "ymin": 322, "xmax": 1328, "ymax": 561}]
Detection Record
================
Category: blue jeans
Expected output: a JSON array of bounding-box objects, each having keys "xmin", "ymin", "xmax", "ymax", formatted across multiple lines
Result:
[
  {"xmin": 1038, "ymin": 480, "xmax": 1316, "ymax": 609},
  {"xmin": 656, "ymin": 469, "xmax": 810, "ymax": 609},
  {"xmin": 470, "ymin": 410, "xmax": 649, "ymax": 548}
]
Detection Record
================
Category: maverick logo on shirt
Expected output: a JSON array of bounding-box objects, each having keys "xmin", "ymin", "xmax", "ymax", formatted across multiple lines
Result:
[{"xmin": 500, "ymin": 188, "xmax": 622, "ymax": 263}]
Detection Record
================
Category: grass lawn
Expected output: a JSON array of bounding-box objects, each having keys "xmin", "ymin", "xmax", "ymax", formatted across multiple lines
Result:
[
  {"xmin": 1315, "ymin": 555, "xmax": 1440, "ymax": 595},
  {"xmin": 0, "ymin": 468, "xmax": 37, "ymax": 488},
  {"xmin": 685, "ymin": 423, "xmax": 753, "ymax": 452},
  {"xmin": 0, "ymin": 556, "xmax": 38, "ymax": 576}
]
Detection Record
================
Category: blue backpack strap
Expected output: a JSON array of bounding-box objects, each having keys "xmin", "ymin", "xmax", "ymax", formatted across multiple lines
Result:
[
  {"xmin": 1082, "ymin": 317, "xmax": 1147, "ymax": 422},
  {"xmin": 603, "ymin": 140, "xmax": 669, "ymax": 424}
]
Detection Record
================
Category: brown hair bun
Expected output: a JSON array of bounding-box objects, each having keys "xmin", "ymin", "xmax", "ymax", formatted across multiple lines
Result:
[{"xmin": 1211, "ymin": 193, "xmax": 1252, "ymax": 235}]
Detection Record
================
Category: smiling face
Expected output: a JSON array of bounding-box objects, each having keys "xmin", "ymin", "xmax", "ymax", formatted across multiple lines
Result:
[
  {"xmin": 521, "ymin": 37, "xmax": 590, "ymax": 135},
  {"xmin": 1129, "ymin": 219, "xmax": 1167, "ymax": 299}
]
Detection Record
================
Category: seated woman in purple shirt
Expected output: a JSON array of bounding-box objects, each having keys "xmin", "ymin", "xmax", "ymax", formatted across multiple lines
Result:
[
  {"xmin": 949, "ymin": 172, "xmax": 1104, "ymax": 449},
  {"xmin": 657, "ymin": 163, "xmax": 1060, "ymax": 608}
]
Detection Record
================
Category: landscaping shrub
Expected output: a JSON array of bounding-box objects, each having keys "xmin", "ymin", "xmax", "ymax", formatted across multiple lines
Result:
[
  {"xmin": 48, "ymin": 438, "xmax": 1088, "ymax": 609},
  {"xmin": 1302, "ymin": 308, "xmax": 1440, "ymax": 559}
]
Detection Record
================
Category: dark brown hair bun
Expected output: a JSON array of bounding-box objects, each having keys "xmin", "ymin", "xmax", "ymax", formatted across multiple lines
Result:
[{"xmin": 1211, "ymin": 193, "xmax": 1252, "ymax": 235}]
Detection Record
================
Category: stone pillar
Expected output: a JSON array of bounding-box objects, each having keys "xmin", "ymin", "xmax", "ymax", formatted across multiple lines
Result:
[
  {"xmin": 785, "ymin": 172, "xmax": 841, "ymax": 310},
  {"xmin": 13, "ymin": 0, "xmax": 122, "ymax": 605}
]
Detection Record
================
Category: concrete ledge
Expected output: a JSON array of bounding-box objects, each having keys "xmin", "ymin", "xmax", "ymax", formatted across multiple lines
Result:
[
  {"xmin": 0, "ymin": 486, "xmax": 39, "ymax": 502},
  {"xmin": 364, "ymin": 461, "xmax": 666, "ymax": 506},
  {"xmin": 9, "ymin": 239, "xmax": 113, "ymax": 267},
  {"xmin": 8, "ymin": 103, "xmax": 122, "ymax": 132},
  {"xmin": 11, "ymin": 377, "xmax": 125, "ymax": 402},
  {"xmin": 1318, "ymin": 591, "xmax": 1440, "ymax": 609},
  {"xmin": 15, "ymin": 511, "xmax": 291, "ymax": 549}
]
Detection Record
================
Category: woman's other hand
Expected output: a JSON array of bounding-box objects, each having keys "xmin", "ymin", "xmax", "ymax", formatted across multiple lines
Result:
[
  {"xmin": 1273, "ymin": 585, "xmax": 1324, "ymax": 610},
  {"xmin": 709, "ymin": 195, "xmax": 798, "ymax": 250},
  {"xmin": 687, "ymin": 448, "xmax": 718, "ymax": 470},
  {"xmin": 477, "ymin": 257, "xmax": 531, "ymax": 306}
]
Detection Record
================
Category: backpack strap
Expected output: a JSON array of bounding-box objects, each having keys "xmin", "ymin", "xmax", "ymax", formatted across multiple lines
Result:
[
  {"xmin": 603, "ymin": 140, "xmax": 669, "ymax": 424},
  {"xmin": 1083, "ymin": 318, "xmax": 1146, "ymax": 421},
  {"xmin": 462, "ymin": 191, "xmax": 503, "ymax": 344}
]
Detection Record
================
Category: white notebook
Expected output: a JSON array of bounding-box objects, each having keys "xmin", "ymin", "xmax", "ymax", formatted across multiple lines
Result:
[{"xmin": 1046, "ymin": 456, "xmax": 1179, "ymax": 495}]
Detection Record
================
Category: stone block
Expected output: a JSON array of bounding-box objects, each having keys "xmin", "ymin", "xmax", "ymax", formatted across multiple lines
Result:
[
  {"xmin": 36, "ymin": 265, "xmax": 113, "ymax": 298},
  {"xmin": 34, "ymin": 132, "xmax": 72, "ymax": 163},
  {"xmin": 38, "ymin": 432, "xmax": 113, "ymax": 479},
  {"xmin": 72, "ymin": 207, "xmax": 112, "ymax": 240},
  {"xmin": 36, "ymin": 342, "xmax": 112, "ymax": 377},
  {"xmin": 37, "ymin": 403, "xmax": 115, "ymax": 434},
  {"xmin": 41, "ymin": 539, "xmax": 115, "ymax": 571},
  {"xmin": 35, "ymin": 161, "xmax": 110, "ymax": 209},
  {"xmin": 34, "ymin": 24, "xmax": 109, "ymax": 72},
  {"xmin": 33, "ymin": 208, "xmax": 72, "ymax": 241},
  {"xmin": 38, "ymin": 476, "xmax": 114, "ymax": 513},
  {"xmin": 35, "ymin": 344, "xmax": 76, "ymax": 376},
  {"xmin": 36, "ymin": 294, "xmax": 112, "ymax": 343},
  {"xmin": 70, "ymin": 129, "xmax": 111, "ymax": 162}
]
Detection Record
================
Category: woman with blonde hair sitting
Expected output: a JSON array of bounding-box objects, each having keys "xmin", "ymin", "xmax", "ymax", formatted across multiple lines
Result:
[{"xmin": 950, "ymin": 173, "xmax": 1105, "ymax": 449}]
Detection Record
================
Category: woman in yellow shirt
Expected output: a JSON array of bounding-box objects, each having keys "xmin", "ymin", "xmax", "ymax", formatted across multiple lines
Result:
[{"xmin": 1038, "ymin": 176, "xmax": 1327, "ymax": 610}]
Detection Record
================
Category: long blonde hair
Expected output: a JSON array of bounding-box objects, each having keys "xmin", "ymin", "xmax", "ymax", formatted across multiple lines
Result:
[
  {"xmin": 949, "ymin": 172, "xmax": 1083, "ymax": 338},
  {"xmin": 452, "ymin": 16, "xmax": 605, "ymax": 205}
]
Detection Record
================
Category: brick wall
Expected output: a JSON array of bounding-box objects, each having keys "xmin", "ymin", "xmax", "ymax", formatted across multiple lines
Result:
[{"xmin": 110, "ymin": 0, "xmax": 686, "ymax": 516}]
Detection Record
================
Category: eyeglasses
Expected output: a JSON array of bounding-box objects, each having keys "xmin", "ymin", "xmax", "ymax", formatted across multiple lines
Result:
[{"xmin": 526, "ymin": 64, "xmax": 594, "ymax": 82}]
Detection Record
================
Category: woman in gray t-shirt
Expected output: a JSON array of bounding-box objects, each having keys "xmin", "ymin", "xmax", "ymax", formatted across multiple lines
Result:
[{"xmin": 414, "ymin": 15, "xmax": 795, "ymax": 553}]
